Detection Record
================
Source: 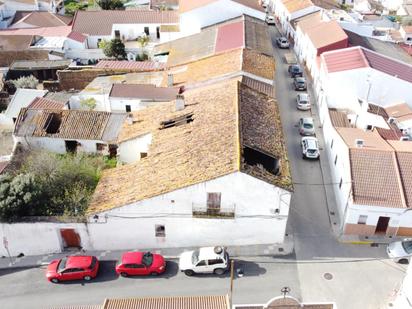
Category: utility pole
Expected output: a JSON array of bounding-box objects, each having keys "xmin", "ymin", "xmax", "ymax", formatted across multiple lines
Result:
[{"xmin": 229, "ymin": 259, "xmax": 235, "ymax": 307}]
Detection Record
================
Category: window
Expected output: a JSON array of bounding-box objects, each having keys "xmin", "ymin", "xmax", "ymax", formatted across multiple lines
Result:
[
  {"xmin": 334, "ymin": 155, "xmax": 338, "ymax": 165},
  {"xmin": 156, "ymin": 26, "xmax": 160, "ymax": 39},
  {"xmin": 155, "ymin": 224, "xmax": 165, "ymax": 237},
  {"xmin": 196, "ymin": 260, "xmax": 206, "ymax": 266},
  {"xmin": 125, "ymin": 105, "xmax": 131, "ymax": 113},
  {"xmin": 160, "ymin": 113, "xmax": 194, "ymax": 129},
  {"xmin": 243, "ymin": 146, "xmax": 280, "ymax": 175},
  {"xmin": 144, "ymin": 27, "xmax": 150, "ymax": 35},
  {"xmin": 207, "ymin": 193, "xmax": 221, "ymax": 210},
  {"xmin": 208, "ymin": 259, "xmax": 224, "ymax": 265},
  {"xmin": 114, "ymin": 30, "xmax": 120, "ymax": 39},
  {"xmin": 96, "ymin": 143, "xmax": 106, "ymax": 151},
  {"xmin": 358, "ymin": 215, "xmax": 367, "ymax": 225},
  {"xmin": 339, "ymin": 178, "xmax": 343, "ymax": 189},
  {"xmin": 366, "ymin": 125, "xmax": 373, "ymax": 131},
  {"xmin": 330, "ymin": 139, "xmax": 334, "ymax": 149},
  {"xmin": 140, "ymin": 152, "xmax": 147, "ymax": 159}
]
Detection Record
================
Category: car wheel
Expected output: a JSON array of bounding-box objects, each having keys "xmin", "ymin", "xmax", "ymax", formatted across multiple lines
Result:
[
  {"xmin": 150, "ymin": 272, "xmax": 159, "ymax": 276},
  {"xmin": 398, "ymin": 258, "xmax": 409, "ymax": 264},
  {"xmin": 51, "ymin": 278, "xmax": 59, "ymax": 283},
  {"xmin": 83, "ymin": 275, "xmax": 92, "ymax": 281},
  {"xmin": 214, "ymin": 268, "xmax": 225, "ymax": 275},
  {"xmin": 120, "ymin": 272, "xmax": 128, "ymax": 277},
  {"xmin": 184, "ymin": 269, "xmax": 195, "ymax": 276}
]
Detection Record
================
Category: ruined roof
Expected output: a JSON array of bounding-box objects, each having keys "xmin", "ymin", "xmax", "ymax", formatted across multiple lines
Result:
[
  {"xmin": 27, "ymin": 97, "xmax": 65, "ymax": 110},
  {"xmin": 10, "ymin": 59, "xmax": 71, "ymax": 70},
  {"xmin": 88, "ymin": 79, "xmax": 291, "ymax": 214},
  {"xmin": 72, "ymin": 10, "xmax": 179, "ymax": 36},
  {"xmin": 14, "ymin": 109, "xmax": 126, "ymax": 142},
  {"xmin": 109, "ymin": 84, "xmax": 179, "ymax": 101}
]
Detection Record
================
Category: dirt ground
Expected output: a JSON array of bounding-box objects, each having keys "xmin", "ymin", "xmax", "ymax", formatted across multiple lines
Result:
[{"xmin": 0, "ymin": 128, "xmax": 14, "ymax": 156}]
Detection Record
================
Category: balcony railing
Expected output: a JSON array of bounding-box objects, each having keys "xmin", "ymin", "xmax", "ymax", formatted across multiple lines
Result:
[{"xmin": 192, "ymin": 203, "xmax": 236, "ymax": 219}]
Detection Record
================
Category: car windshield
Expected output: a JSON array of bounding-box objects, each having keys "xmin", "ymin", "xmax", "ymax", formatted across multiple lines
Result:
[
  {"xmin": 307, "ymin": 148, "xmax": 317, "ymax": 154},
  {"xmin": 303, "ymin": 123, "xmax": 313, "ymax": 129},
  {"xmin": 142, "ymin": 252, "xmax": 154, "ymax": 267},
  {"xmin": 401, "ymin": 241, "xmax": 412, "ymax": 253},
  {"xmin": 299, "ymin": 99, "xmax": 308, "ymax": 104},
  {"xmin": 192, "ymin": 250, "xmax": 200, "ymax": 264},
  {"xmin": 57, "ymin": 257, "xmax": 67, "ymax": 273}
]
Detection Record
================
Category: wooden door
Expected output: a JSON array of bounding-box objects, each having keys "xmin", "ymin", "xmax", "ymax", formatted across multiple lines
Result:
[
  {"xmin": 60, "ymin": 229, "xmax": 80, "ymax": 248},
  {"xmin": 375, "ymin": 217, "xmax": 390, "ymax": 234}
]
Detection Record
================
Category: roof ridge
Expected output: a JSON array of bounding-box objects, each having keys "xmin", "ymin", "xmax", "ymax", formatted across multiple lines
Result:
[{"xmin": 392, "ymin": 151, "xmax": 408, "ymax": 208}]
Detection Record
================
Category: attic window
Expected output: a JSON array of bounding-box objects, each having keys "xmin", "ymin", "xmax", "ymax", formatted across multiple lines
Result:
[
  {"xmin": 44, "ymin": 113, "xmax": 62, "ymax": 134},
  {"xmin": 243, "ymin": 146, "xmax": 280, "ymax": 176},
  {"xmin": 160, "ymin": 113, "xmax": 194, "ymax": 129}
]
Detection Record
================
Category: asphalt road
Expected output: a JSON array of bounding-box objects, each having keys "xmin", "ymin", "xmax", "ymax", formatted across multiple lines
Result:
[{"xmin": 0, "ymin": 25, "xmax": 407, "ymax": 309}]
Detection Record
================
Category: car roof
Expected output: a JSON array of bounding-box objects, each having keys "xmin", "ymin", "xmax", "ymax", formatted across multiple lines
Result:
[
  {"xmin": 298, "ymin": 93, "xmax": 309, "ymax": 99},
  {"xmin": 301, "ymin": 117, "xmax": 313, "ymax": 123},
  {"xmin": 302, "ymin": 136, "xmax": 318, "ymax": 146},
  {"xmin": 198, "ymin": 247, "xmax": 225, "ymax": 260},
  {"xmin": 65, "ymin": 255, "xmax": 93, "ymax": 269},
  {"xmin": 121, "ymin": 251, "xmax": 144, "ymax": 264}
]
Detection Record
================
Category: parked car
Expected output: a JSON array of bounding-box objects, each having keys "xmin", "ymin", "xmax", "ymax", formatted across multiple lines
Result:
[
  {"xmin": 296, "ymin": 93, "xmax": 310, "ymax": 110},
  {"xmin": 265, "ymin": 15, "xmax": 276, "ymax": 25},
  {"xmin": 179, "ymin": 246, "xmax": 229, "ymax": 276},
  {"xmin": 387, "ymin": 240, "xmax": 412, "ymax": 263},
  {"xmin": 288, "ymin": 64, "xmax": 303, "ymax": 77},
  {"xmin": 276, "ymin": 36, "xmax": 289, "ymax": 48},
  {"xmin": 294, "ymin": 77, "xmax": 307, "ymax": 91},
  {"xmin": 298, "ymin": 117, "xmax": 315, "ymax": 136},
  {"xmin": 116, "ymin": 251, "xmax": 166, "ymax": 277},
  {"xmin": 46, "ymin": 255, "xmax": 99, "ymax": 283},
  {"xmin": 301, "ymin": 136, "xmax": 319, "ymax": 159}
]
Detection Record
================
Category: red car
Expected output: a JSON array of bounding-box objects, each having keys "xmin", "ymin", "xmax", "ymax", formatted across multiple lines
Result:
[
  {"xmin": 116, "ymin": 251, "xmax": 166, "ymax": 277},
  {"xmin": 46, "ymin": 255, "xmax": 99, "ymax": 283}
]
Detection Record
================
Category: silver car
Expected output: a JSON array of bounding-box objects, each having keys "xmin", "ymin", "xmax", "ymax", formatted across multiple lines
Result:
[
  {"xmin": 298, "ymin": 117, "xmax": 315, "ymax": 136},
  {"xmin": 296, "ymin": 93, "xmax": 310, "ymax": 110},
  {"xmin": 276, "ymin": 37, "xmax": 289, "ymax": 49},
  {"xmin": 301, "ymin": 137, "xmax": 319, "ymax": 159},
  {"xmin": 387, "ymin": 240, "xmax": 412, "ymax": 263}
]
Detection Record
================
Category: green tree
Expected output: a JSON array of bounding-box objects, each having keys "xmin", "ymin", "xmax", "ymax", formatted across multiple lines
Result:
[
  {"xmin": 97, "ymin": 0, "xmax": 124, "ymax": 10},
  {"xmin": 137, "ymin": 35, "xmax": 149, "ymax": 48},
  {"xmin": 80, "ymin": 97, "xmax": 97, "ymax": 110},
  {"xmin": 101, "ymin": 38, "xmax": 127, "ymax": 60},
  {"xmin": 64, "ymin": 1, "xmax": 88, "ymax": 16},
  {"xmin": 0, "ymin": 173, "xmax": 43, "ymax": 220}
]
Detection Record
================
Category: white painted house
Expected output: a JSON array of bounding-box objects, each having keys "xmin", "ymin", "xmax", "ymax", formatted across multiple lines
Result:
[
  {"xmin": 13, "ymin": 108, "xmax": 126, "ymax": 155},
  {"xmin": 87, "ymin": 79, "xmax": 292, "ymax": 251},
  {"xmin": 269, "ymin": 0, "xmax": 320, "ymax": 38},
  {"xmin": 312, "ymin": 46, "xmax": 412, "ymax": 237},
  {"xmin": 178, "ymin": 0, "xmax": 266, "ymax": 37},
  {"xmin": 400, "ymin": 25, "xmax": 412, "ymax": 44}
]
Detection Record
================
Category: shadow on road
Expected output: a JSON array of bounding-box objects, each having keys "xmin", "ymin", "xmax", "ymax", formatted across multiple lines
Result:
[{"xmin": 0, "ymin": 265, "xmax": 39, "ymax": 277}]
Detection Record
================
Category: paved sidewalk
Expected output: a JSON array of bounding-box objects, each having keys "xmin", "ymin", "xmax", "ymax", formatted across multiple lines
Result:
[{"xmin": 0, "ymin": 235, "xmax": 294, "ymax": 270}]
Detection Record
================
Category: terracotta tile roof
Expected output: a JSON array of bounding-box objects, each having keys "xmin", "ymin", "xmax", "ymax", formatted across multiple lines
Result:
[
  {"xmin": 109, "ymin": 84, "xmax": 179, "ymax": 101},
  {"xmin": 27, "ymin": 97, "xmax": 65, "ymax": 110},
  {"xmin": 215, "ymin": 20, "xmax": 244, "ymax": 54},
  {"xmin": 396, "ymin": 151, "xmax": 412, "ymax": 208},
  {"xmin": 368, "ymin": 103, "xmax": 388, "ymax": 118},
  {"xmin": 329, "ymin": 109, "xmax": 350, "ymax": 127},
  {"xmin": 322, "ymin": 47, "xmax": 369, "ymax": 73},
  {"xmin": 95, "ymin": 60, "xmax": 167, "ymax": 72},
  {"xmin": 88, "ymin": 79, "xmax": 291, "ymax": 214},
  {"xmin": 336, "ymin": 127, "xmax": 393, "ymax": 151},
  {"xmin": 14, "ymin": 109, "xmax": 126, "ymax": 142},
  {"xmin": 67, "ymin": 31, "xmax": 87, "ymax": 43},
  {"xmin": 0, "ymin": 35, "xmax": 33, "ymax": 50},
  {"xmin": 294, "ymin": 11, "xmax": 322, "ymax": 31},
  {"xmin": 72, "ymin": 10, "xmax": 179, "ymax": 36},
  {"xmin": 376, "ymin": 127, "xmax": 404, "ymax": 141},
  {"xmin": 10, "ymin": 12, "xmax": 72, "ymax": 28},
  {"xmin": 384, "ymin": 103, "xmax": 412, "ymax": 122},
  {"xmin": 349, "ymin": 148, "xmax": 406, "ymax": 208},
  {"xmin": 305, "ymin": 20, "xmax": 348, "ymax": 49},
  {"xmin": 283, "ymin": 0, "xmax": 314, "ymax": 13},
  {"xmin": 104, "ymin": 295, "xmax": 230, "ymax": 309},
  {"xmin": 0, "ymin": 26, "xmax": 72, "ymax": 37}
]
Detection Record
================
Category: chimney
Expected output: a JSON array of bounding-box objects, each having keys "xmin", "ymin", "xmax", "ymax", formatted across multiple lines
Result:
[
  {"xmin": 167, "ymin": 74, "xmax": 174, "ymax": 87},
  {"xmin": 126, "ymin": 113, "xmax": 134, "ymax": 125},
  {"xmin": 175, "ymin": 94, "xmax": 185, "ymax": 111},
  {"xmin": 355, "ymin": 139, "xmax": 364, "ymax": 148}
]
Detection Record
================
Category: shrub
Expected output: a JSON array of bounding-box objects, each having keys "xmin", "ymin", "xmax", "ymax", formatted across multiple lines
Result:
[{"xmin": 11, "ymin": 75, "xmax": 39, "ymax": 89}]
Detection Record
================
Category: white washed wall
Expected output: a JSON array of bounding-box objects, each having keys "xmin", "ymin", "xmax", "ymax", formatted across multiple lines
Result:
[{"xmin": 118, "ymin": 133, "xmax": 152, "ymax": 164}]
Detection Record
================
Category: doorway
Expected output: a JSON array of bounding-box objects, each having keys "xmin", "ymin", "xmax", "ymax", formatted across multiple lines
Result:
[
  {"xmin": 60, "ymin": 229, "xmax": 81, "ymax": 249},
  {"xmin": 375, "ymin": 216, "xmax": 390, "ymax": 234},
  {"xmin": 65, "ymin": 140, "xmax": 78, "ymax": 153}
]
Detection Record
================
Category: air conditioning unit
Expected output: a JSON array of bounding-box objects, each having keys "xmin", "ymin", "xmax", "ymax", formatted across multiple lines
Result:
[{"xmin": 355, "ymin": 139, "xmax": 364, "ymax": 148}]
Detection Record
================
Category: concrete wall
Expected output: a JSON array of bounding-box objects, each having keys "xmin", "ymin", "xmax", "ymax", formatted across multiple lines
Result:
[
  {"xmin": 0, "ymin": 172, "xmax": 291, "ymax": 256},
  {"xmin": 110, "ymin": 97, "xmax": 144, "ymax": 112}
]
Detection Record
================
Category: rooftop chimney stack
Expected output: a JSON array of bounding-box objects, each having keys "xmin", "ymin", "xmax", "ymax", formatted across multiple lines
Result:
[
  {"xmin": 175, "ymin": 94, "xmax": 185, "ymax": 111},
  {"xmin": 167, "ymin": 74, "xmax": 174, "ymax": 87}
]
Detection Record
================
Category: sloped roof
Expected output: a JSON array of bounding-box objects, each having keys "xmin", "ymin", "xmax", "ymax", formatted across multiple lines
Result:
[
  {"xmin": 88, "ymin": 79, "xmax": 290, "ymax": 214},
  {"xmin": 109, "ymin": 84, "xmax": 179, "ymax": 101},
  {"xmin": 305, "ymin": 20, "xmax": 347, "ymax": 49},
  {"xmin": 67, "ymin": 31, "xmax": 87, "ymax": 43},
  {"xmin": 0, "ymin": 35, "xmax": 33, "ymax": 50},
  {"xmin": 329, "ymin": 109, "xmax": 350, "ymax": 127},
  {"xmin": 384, "ymin": 103, "xmax": 412, "ymax": 123},
  {"xmin": 14, "ymin": 109, "xmax": 126, "ymax": 142},
  {"xmin": 72, "ymin": 10, "xmax": 179, "ymax": 36},
  {"xmin": 27, "ymin": 97, "xmax": 65, "ymax": 110},
  {"xmin": 10, "ymin": 11, "xmax": 72, "ymax": 28},
  {"xmin": 0, "ymin": 26, "xmax": 72, "ymax": 37},
  {"xmin": 5, "ymin": 88, "xmax": 48, "ymax": 119},
  {"xmin": 283, "ymin": 0, "xmax": 314, "ymax": 13},
  {"xmin": 95, "ymin": 60, "xmax": 167, "ymax": 71},
  {"xmin": 322, "ymin": 47, "xmax": 412, "ymax": 83}
]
